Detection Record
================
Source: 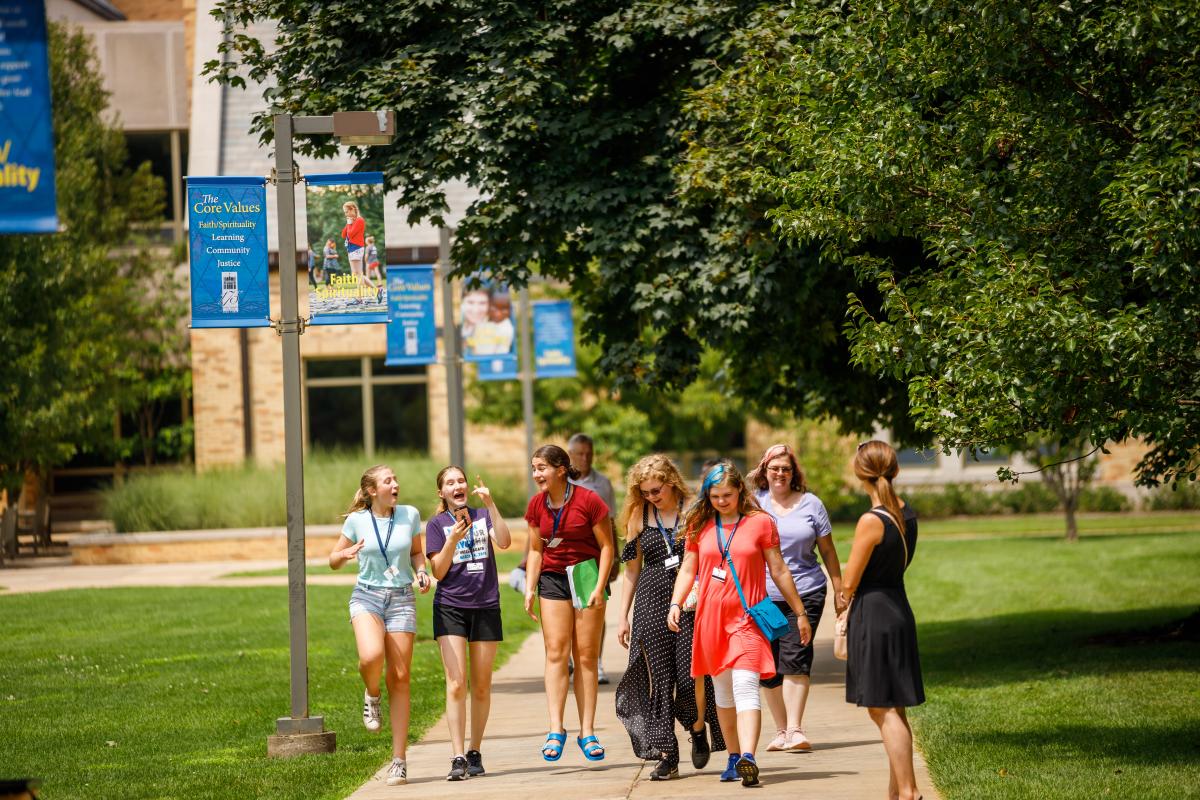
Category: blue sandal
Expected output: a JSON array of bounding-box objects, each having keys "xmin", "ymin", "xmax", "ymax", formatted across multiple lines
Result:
[
  {"xmin": 542, "ymin": 731, "xmax": 567, "ymax": 762},
  {"xmin": 576, "ymin": 734, "xmax": 606, "ymax": 761}
]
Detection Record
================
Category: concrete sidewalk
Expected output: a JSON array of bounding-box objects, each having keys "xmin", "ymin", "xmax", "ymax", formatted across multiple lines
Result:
[
  {"xmin": 0, "ymin": 560, "xmax": 939, "ymax": 798},
  {"xmin": 349, "ymin": 589, "xmax": 939, "ymax": 799},
  {"xmin": 0, "ymin": 558, "xmax": 357, "ymax": 593}
]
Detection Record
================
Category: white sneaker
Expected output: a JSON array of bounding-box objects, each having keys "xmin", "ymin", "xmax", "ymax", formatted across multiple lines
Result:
[
  {"xmin": 363, "ymin": 691, "xmax": 382, "ymax": 732},
  {"xmin": 385, "ymin": 757, "xmax": 407, "ymax": 786},
  {"xmin": 597, "ymin": 664, "xmax": 610, "ymax": 685},
  {"xmin": 786, "ymin": 727, "xmax": 813, "ymax": 752}
]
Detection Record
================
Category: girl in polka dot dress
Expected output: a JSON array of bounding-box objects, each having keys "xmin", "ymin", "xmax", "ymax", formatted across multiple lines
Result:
[{"xmin": 615, "ymin": 455, "xmax": 725, "ymax": 780}]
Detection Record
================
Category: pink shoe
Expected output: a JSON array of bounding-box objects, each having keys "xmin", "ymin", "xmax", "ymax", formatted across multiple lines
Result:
[
  {"xmin": 765, "ymin": 729, "xmax": 788, "ymax": 751},
  {"xmin": 786, "ymin": 727, "xmax": 812, "ymax": 752}
]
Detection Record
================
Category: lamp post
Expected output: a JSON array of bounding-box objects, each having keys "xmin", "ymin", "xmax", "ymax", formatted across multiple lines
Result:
[{"xmin": 266, "ymin": 110, "xmax": 395, "ymax": 758}]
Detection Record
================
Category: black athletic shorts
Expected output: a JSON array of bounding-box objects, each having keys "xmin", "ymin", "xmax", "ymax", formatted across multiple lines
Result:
[
  {"xmin": 432, "ymin": 603, "xmax": 504, "ymax": 642},
  {"xmin": 537, "ymin": 570, "xmax": 572, "ymax": 601},
  {"xmin": 761, "ymin": 587, "xmax": 826, "ymax": 688}
]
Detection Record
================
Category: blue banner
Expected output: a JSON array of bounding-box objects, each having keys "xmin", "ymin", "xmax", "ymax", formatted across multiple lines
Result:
[
  {"xmin": 385, "ymin": 265, "xmax": 436, "ymax": 366},
  {"xmin": 474, "ymin": 352, "xmax": 519, "ymax": 381},
  {"xmin": 306, "ymin": 172, "xmax": 388, "ymax": 325},
  {"xmin": 0, "ymin": 0, "xmax": 58, "ymax": 234},
  {"xmin": 533, "ymin": 300, "xmax": 577, "ymax": 378},
  {"xmin": 186, "ymin": 177, "xmax": 270, "ymax": 328}
]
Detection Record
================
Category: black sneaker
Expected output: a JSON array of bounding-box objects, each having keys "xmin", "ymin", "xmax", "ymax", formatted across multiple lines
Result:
[
  {"xmin": 649, "ymin": 755, "xmax": 679, "ymax": 781},
  {"xmin": 447, "ymin": 755, "xmax": 469, "ymax": 781},
  {"xmin": 465, "ymin": 749, "xmax": 485, "ymax": 777},
  {"xmin": 689, "ymin": 723, "xmax": 711, "ymax": 770}
]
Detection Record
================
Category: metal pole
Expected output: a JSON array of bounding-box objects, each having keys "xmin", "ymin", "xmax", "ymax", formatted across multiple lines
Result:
[
  {"xmin": 267, "ymin": 113, "xmax": 332, "ymax": 754},
  {"xmin": 439, "ymin": 226, "xmax": 465, "ymax": 467},
  {"xmin": 519, "ymin": 287, "xmax": 536, "ymax": 495}
]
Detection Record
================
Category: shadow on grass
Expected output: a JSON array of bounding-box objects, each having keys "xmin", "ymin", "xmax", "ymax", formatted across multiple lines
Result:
[
  {"xmin": 918, "ymin": 605, "xmax": 1200, "ymax": 690},
  {"xmin": 968, "ymin": 721, "xmax": 1200, "ymax": 768}
]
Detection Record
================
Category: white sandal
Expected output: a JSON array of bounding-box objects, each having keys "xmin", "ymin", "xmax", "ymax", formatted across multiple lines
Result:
[{"xmin": 765, "ymin": 729, "xmax": 789, "ymax": 751}]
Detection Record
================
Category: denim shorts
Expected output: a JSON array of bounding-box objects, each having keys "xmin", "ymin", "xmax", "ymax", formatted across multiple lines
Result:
[{"xmin": 349, "ymin": 583, "xmax": 417, "ymax": 634}]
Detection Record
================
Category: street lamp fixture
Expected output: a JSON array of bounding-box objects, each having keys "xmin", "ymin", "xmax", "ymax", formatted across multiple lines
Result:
[{"xmin": 267, "ymin": 110, "xmax": 395, "ymax": 759}]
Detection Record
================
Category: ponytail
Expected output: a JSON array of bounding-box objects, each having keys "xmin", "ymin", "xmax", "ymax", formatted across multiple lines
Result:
[
  {"xmin": 853, "ymin": 441, "xmax": 906, "ymax": 554},
  {"xmin": 532, "ymin": 444, "xmax": 579, "ymax": 482},
  {"xmin": 875, "ymin": 475, "xmax": 905, "ymax": 540},
  {"xmin": 344, "ymin": 464, "xmax": 392, "ymax": 517}
]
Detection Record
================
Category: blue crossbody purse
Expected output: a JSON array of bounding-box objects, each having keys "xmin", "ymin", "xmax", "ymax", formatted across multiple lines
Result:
[
  {"xmin": 726, "ymin": 555, "xmax": 790, "ymax": 641},
  {"xmin": 714, "ymin": 509, "xmax": 789, "ymax": 641}
]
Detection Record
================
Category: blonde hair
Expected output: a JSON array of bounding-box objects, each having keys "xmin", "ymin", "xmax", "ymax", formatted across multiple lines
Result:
[
  {"xmin": 619, "ymin": 454, "xmax": 691, "ymax": 538},
  {"xmin": 343, "ymin": 201, "xmax": 360, "ymax": 214},
  {"xmin": 682, "ymin": 460, "xmax": 763, "ymax": 542},
  {"xmin": 853, "ymin": 441, "xmax": 904, "ymax": 531},
  {"xmin": 434, "ymin": 465, "xmax": 467, "ymax": 514},
  {"xmin": 345, "ymin": 464, "xmax": 392, "ymax": 516}
]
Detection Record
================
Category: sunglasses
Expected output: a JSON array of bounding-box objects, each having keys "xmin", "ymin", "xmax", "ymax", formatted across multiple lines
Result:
[
  {"xmin": 641, "ymin": 485, "xmax": 666, "ymax": 497},
  {"xmin": 766, "ymin": 466, "xmax": 793, "ymax": 474}
]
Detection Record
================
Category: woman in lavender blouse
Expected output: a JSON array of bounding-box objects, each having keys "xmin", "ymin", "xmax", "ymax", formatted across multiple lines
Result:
[{"xmin": 747, "ymin": 444, "xmax": 846, "ymax": 752}]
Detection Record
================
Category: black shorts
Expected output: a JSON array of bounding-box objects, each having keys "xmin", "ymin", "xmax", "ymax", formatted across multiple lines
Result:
[
  {"xmin": 538, "ymin": 571, "xmax": 572, "ymax": 601},
  {"xmin": 761, "ymin": 587, "xmax": 826, "ymax": 688},
  {"xmin": 432, "ymin": 603, "xmax": 504, "ymax": 642}
]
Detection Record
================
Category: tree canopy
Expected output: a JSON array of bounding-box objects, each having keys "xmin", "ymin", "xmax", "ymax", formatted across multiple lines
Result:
[
  {"xmin": 209, "ymin": 0, "xmax": 1199, "ymax": 486},
  {"xmin": 209, "ymin": 0, "xmax": 915, "ymax": 441},
  {"xmin": 682, "ymin": 0, "xmax": 1199, "ymax": 486},
  {"xmin": 0, "ymin": 24, "xmax": 186, "ymax": 497}
]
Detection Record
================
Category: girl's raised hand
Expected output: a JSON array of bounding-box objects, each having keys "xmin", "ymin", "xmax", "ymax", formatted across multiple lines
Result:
[
  {"xmin": 471, "ymin": 476, "xmax": 493, "ymax": 506},
  {"xmin": 341, "ymin": 540, "xmax": 367, "ymax": 561}
]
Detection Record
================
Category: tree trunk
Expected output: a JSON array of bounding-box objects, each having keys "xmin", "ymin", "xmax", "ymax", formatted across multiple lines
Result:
[{"xmin": 1063, "ymin": 500, "xmax": 1079, "ymax": 542}]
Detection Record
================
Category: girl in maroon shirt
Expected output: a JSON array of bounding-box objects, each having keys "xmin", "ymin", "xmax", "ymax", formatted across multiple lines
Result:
[{"xmin": 523, "ymin": 444, "xmax": 615, "ymax": 763}]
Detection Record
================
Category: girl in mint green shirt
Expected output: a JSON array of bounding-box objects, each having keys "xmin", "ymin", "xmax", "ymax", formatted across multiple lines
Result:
[{"xmin": 330, "ymin": 464, "xmax": 431, "ymax": 785}]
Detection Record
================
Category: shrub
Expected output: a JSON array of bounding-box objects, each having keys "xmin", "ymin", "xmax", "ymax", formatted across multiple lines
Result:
[
  {"xmin": 822, "ymin": 491, "xmax": 865, "ymax": 522},
  {"xmin": 1078, "ymin": 486, "xmax": 1132, "ymax": 513},
  {"xmin": 995, "ymin": 482, "xmax": 1060, "ymax": 515},
  {"xmin": 1143, "ymin": 482, "xmax": 1200, "ymax": 511},
  {"xmin": 104, "ymin": 450, "xmax": 527, "ymax": 532}
]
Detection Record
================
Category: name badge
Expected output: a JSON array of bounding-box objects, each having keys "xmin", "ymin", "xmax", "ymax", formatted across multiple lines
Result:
[
  {"xmin": 547, "ymin": 537, "xmax": 563, "ymax": 548},
  {"xmin": 711, "ymin": 566, "xmax": 727, "ymax": 583},
  {"xmin": 663, "ymin": 555, "xmax": 681, "ymax": 570},
  {"xmin": 466, "ymin": 561, "xmax": 485, "ymax": 573},
  {"xmin": 383, "ymin": 565, "xmax": 400, "ymax": 580}
]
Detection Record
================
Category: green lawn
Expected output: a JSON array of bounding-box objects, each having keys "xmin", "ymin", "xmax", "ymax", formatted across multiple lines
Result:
[
  {"xmin": 222, "ymin": 550, "xmax": 526, "ymax": 579},
  {"xmin": 0, "ymin": 583, "xmax": 538, "ymax": 799},
  {"xmin": 900, "ymin": 531, "xmax": 1200, "ymax": 799},
  {"xmin": 823, "ymin": 510, "xmax": 1200, "ymax": 542}
]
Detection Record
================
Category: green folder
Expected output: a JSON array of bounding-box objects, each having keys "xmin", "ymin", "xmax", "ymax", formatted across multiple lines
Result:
[{"xmin": 566, "ymin": 559, "xmax": 601, "ymax": 609}]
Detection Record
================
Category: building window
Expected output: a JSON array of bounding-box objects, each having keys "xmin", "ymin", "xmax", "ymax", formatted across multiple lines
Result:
[
  {"xmin": 896, "ymin": 447, "xmax": 939, "ymax": 468},
  {"xmin": 305, "ymin": 357, "xmax": 428, "ymax": 455}
]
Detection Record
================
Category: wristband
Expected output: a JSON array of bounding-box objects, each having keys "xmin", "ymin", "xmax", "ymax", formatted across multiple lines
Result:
[{"xmin": 669, "ymin": 602, "xmax": 680, "ymax": 609}]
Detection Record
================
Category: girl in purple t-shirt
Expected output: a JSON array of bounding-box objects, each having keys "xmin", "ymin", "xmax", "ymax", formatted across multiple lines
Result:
[{"xmin": 425, "ymin": 466, "xmax": 512, "ymax": 781}]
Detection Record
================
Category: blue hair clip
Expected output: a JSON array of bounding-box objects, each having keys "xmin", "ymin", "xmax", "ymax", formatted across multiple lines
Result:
[{"xmin": 701, "ymin": 464, "xmax": 727, "ymax": 496}]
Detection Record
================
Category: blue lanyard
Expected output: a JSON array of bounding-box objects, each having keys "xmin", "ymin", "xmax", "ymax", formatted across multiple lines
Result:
[
  {"xmin": 368, "ymin": 508, "xmax": 396, "ymax": 562},
  {"xmin": 652, "ymin": 507, "xmax": 679, "ymax": 555},
  {"xmin": 546, "ymin": 485, "xmax": 572, "ymax": 539},
  {"xmin": 715, "ymin": 513, "xmax": 743, "ymax": 563}
]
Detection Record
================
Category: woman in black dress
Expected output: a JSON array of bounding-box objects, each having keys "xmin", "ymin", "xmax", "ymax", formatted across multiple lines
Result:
[
  {"xmin": 615, "ymin": 454, "xmax": 724, "ymax": 780},
  {"xmin": 840, "ymin": 441, "xmax": 925, "ymax": 800}
]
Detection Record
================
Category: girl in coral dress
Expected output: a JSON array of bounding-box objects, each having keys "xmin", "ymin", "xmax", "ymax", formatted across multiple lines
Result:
[{"xmin": 667, "ymin": 461, "xmax": 813, "ymax": 788}]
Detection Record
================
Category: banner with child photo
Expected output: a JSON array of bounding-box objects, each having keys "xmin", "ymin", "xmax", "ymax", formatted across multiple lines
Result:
[
  {"xmin": 305, "ymin": 172, "xmax": 388, "ymax": 325},
  {"xmin": 461, "ymin": 273, "xmax": 518, "ymax": 380}
]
